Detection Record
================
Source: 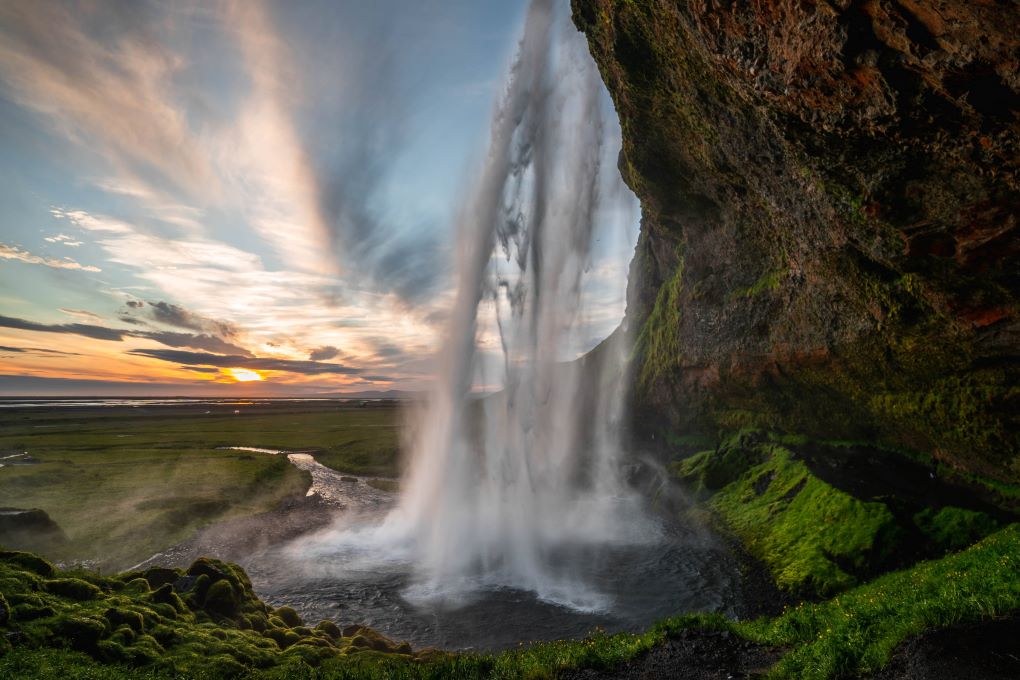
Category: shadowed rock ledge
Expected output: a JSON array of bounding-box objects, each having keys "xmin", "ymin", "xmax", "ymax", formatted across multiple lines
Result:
[{"xmin": 571, "ymin": 0, "xmax": 1019, "ymax": 481}]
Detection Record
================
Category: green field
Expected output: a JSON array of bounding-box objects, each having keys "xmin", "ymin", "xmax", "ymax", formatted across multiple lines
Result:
[{"xmin": 0, "ymin": 403, "xmax": 403, "ymax": 570}]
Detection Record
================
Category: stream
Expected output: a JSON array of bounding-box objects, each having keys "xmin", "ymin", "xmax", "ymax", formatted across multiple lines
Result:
[{"xmin": 210, "ymin": 447, "xmax": 743, "ymax": 652}]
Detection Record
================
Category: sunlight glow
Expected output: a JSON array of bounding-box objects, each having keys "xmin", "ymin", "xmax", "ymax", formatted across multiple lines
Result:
[{"xmin": 226, "ymin": 368, "xmax": 264, "ymax": 382}]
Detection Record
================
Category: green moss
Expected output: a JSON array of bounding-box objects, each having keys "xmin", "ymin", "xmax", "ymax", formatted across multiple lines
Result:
[
  {"xmin": 202, "ymin": 580, "xmax": 238, "ymax": 617},
  {"xmin": 44, "ymin": 578, "xmax": 102, "ymax": 601},
  {"xmin": 636, "ymin": 245, "xmax": 685, "ymax": 388},
  {"xmin": 740, "ymin": 524, "xmax": 1020, "ymax": 679},
  {"xmin": 913, "ymin": 506, "xmax": 1000, "ymax": 552},
  {"xmin": 726, "ymin": 268, "xmax": 785, "ymax": 301},
  {"xmin": 0, "ymin": 551, "xmax": 56, "ymax": 576},
  {"xmin": 275, "ymin": 606, "xmax": 303, "ymax": 628},
  {"xmin": 682, "ymin": 442, "xmax": 899, "ymax": 597}
]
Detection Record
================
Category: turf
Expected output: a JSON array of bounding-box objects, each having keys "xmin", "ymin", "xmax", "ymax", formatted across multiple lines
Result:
[{"xmin": 0, "ymin": 403, "xmax": 402, "ymax": 569}]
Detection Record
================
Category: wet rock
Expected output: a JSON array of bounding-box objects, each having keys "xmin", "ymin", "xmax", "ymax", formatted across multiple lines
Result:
[{"xmin": 572, "ymin": 0, "xmax": 1020, "ymax": 480}]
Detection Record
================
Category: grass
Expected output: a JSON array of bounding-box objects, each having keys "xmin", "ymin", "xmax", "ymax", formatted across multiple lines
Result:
[
  {"xmin": 675, "ymin": 440, "xmax": 899, "ymax": 597},
  {"xmin": 0, "ymin": 404, "xmax": 402, "ymax": 569},
  {"xmin": 3, "ymin": 525, "xmax": 1020, "ymax": 679},
  {"xmin": 740, "ymin": 524, "xmax": 1020, "ymax": 679}
]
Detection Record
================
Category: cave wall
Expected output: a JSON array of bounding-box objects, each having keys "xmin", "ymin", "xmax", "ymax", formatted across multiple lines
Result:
[{"xmin": 572, "ymin": 0, "xmax": 1019, "ymax": 481}]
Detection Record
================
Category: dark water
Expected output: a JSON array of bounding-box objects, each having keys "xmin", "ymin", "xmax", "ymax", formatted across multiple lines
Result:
[{"xmin": 245, "ymin": 518, "xmax": 741, "ymax": 651}]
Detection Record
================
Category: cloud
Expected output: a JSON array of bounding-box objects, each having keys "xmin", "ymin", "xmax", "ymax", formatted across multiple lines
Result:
[
  {"xmin": 0, "ymin": 314, "xmax": 126, "ymax": 341},
  {"xmin": 0, "ymin": 2, "xmax": 219, "ymax": 200},
  {"xmin": 226, "ymin": 0, "xmax": 446, "ymax": 300},
  {"xmin": 309, "ymin": 346, "xmax": 339, "ymax": 361},
  {"xmin": 0, "ymin": 242, "xmax": 101, "ymax": 272},
  {"xmin": 0, "ymin": 314, "xmax": 249, "ymax": 355},
  {"xmin": 140, "ymin": 331, "xmax": 251, "ymax": 357},
  {"xmin": 58, "ymin": 308, "xmax": 103, "ymax": 322},
  {"xmin": 127, "ymin": 348, "xmax": 362, "ymax": 376},
  {"xmin": 372, "ymin": 343, "xmax": 405, "ymax": 358},
  {"xmin": 124, "ymin": 300, "xmax": 242, "ymax": 339},
  {"xmin": 44, "ymin": 234, "xmax": 82, "ymax": 246},
  {"xmin": 0, "ymin": 345, "xmax": 82, "ymax": 357}
]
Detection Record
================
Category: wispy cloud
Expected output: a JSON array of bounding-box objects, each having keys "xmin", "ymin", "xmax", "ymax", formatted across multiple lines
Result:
[
  {"xmin": 0, "ymin": 345, "xmax": 83, "ymax": 357},
  {"xmin": 0, "ymin": 242, "xmax": 101, "ymax": 272},
  {"xmin": 44, "ymin": 234, "xmax": 82, "ymax": 247},
  {"xmin": 0, "ymin": 2, "xmax": 220, "ymax": 201},
  {"xmin": 58, "ymin": 308, "xmax": 103, "ymax": 322},
  {"xmin": 128, "ymin": 348, "xmax": 362, "ymax": 376},
  {"xmin": 0, "ymin": 314, "xmax": 249, "ymax": 355},
  {"xmin": 0, "ymin": 314, "xmax": 126, "ymax": 341}
]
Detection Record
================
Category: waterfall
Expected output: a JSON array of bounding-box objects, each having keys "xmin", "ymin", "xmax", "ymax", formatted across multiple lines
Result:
[{"xmin": 378, "ymin": 0, "xmax": 656, "ymax": 611}]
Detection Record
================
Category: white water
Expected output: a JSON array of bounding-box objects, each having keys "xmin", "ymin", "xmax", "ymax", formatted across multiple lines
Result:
[{"xmin": 305, "ymin": 0, "xmax": 653, "ymax": 613}]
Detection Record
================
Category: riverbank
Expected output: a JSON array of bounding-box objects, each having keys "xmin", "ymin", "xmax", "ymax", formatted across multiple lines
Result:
[{"xmin": 0, "ymin": 401, "xmax": 401, "ymax": 570}]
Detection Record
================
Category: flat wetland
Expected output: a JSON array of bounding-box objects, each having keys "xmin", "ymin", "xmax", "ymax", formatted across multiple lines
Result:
[{"xmin": 0, "ymin": 399, "xmax": 402, "ymax": 571}]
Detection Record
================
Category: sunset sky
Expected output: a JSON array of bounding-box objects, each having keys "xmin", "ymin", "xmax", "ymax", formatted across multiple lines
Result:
[{"xmin": 0, "ymin": 1, "xmax": 637, "ymax": 396}]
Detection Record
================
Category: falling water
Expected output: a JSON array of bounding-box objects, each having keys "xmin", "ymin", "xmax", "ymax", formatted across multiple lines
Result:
[{"xmin": 376, "ymin": 0, "xmax": 657, "ymax": 611}]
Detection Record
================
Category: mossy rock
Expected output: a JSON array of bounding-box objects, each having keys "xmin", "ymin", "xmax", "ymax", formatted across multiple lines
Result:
[
  {"xmin": 0, "ymin": 550, "xmax": 55, "ymax": 577},
  {"xmin": 203, "ymin": 579, "xmax": 239, "ymax": 617},
  {"xmin": 121, "ymin": 577, "xmax": 150, "ymax": 595},
  {"xmin": 275, "ymin": 605, "xmax": 303, "ymax": 628},
  {"xmin": 50, "ymin": 615, "xmax": 108, "ymax": 651},
  {"xmin": 141, "ymin": 567, "xmax": 181, "ymax": 589},
  {"xmin": 246, "ymin": 613, "xmax": 268, "ymax": 632},
  {"xmin": 148, "ymin": 583, "xmax": 186, "ymax": 613},
  {"xmin": 265, "ymin": 628, "xmax": 301, "ymax": 649},
  {"xmin": 185, "ymin": 573, "xmax": 211, "ymax": 607},
  {"xmin": 45, "ymin": 578, "xmax": 101, "ymax": 601},
  {"xmin": 109, "ymin": 624, "xmax": 136, "ymax": 646},
  {"xmin": 314, "ymin": 620, "xmax": 342, "ymax": 640},
  {"xmin": 104, "ymin": 607, "xmax": 144, "ymax": 633},
  {"xmin": 12, "ymin": 604, "xmax": 55, "ymax": 621}
]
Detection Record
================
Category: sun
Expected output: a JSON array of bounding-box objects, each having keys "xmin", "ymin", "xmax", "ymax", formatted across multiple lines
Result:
[{"xmin": 226, "ymin": 367, "xmax": 264, "ymax": 382}]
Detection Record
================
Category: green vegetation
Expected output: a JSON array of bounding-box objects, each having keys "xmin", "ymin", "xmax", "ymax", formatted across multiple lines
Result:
[
  {"xmin": 0, "ymin": 405, "xmax": 402, "ymax": 569},
  {"xmin": 913, "ymin": 506, "xmax": 1000, "ymax": 553},
  {"xmin": 4, "ymin": 525, "xmax": 1020, "ymax": 679},
  {"xmin": 635, "ymin": 245, "xmax": 684, "ymax": 389},
  {"xmin": 741, "ymin": 524, "xmax": 1020, "ymax": 679},
  {"xmin": 674, "ymin": 432, "xmax": 1007, "ymax": 598},
  {"xmin": 676, "ymin": 437, "xmax": 899, "ymax": 596},
  {"xmin": 0, "ymin": 551, "xmax": 423, "ymax": 678},
  {"xmin": 726, "ymin": 268, "xmax": 784, "ymax": 301}
]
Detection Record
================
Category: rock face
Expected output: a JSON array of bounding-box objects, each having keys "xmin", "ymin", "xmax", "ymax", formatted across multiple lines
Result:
[{"xmin": 572, "ymin": 0, "xmax": 1019, "ymax": 481}]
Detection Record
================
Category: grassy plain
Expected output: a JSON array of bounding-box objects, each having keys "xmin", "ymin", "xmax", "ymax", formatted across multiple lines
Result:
[{"xmin": 0, "ymin": 401, "xmax": 402, "ymax": 570}]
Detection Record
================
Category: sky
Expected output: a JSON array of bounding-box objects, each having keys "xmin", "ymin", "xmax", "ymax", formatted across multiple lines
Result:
[{"xmin": 0, "ymin": 0, "xmax": 638, "ymax": 397}]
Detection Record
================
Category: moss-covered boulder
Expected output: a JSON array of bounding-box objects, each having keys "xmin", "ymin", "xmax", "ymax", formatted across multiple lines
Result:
[{"xmin": 0, "ymin": 549, "xmax": 423, "ymax": 676}]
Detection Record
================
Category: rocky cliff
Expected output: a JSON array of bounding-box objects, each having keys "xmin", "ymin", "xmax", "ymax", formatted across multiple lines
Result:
[{"xmin": 572, "ymin": 0, "xmax": 1020, "ymax": 481}]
